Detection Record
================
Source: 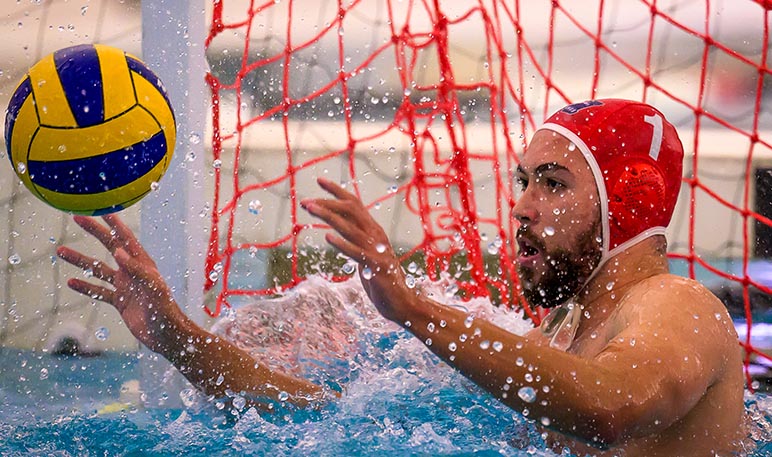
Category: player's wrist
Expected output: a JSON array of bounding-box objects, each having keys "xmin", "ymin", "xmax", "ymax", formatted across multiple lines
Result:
[{"xmin": 153, "ymin": 312, "xmax": 202, "ymax": 359}]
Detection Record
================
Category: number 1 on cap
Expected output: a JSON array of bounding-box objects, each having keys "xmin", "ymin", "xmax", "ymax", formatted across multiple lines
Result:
[{"xmin": 644, "ymin": 114, "xmax": 663, "ymax": 161}]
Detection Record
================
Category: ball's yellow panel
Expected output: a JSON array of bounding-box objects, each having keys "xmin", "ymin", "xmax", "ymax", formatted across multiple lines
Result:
[
  {"xmin": 133, "ymin": 73, "xmax": 176, "ymax": 144},
  {"xmin": 27, "ymin": 54, "xmax": 78, "ymax": 128},
  {"xmin": 94, "ymin": 44, "xmax": 137, "ymax": 121},
  {"xmin": 29, "ymin": 107, "xmax": 162, "ymax": 162},
  {"xmin": 33, "ymin": 155, "xmax": 169, "ymax": 215}
]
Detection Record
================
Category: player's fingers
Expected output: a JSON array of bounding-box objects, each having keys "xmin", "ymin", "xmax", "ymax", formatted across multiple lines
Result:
[
  {"xmin": 113, "ymin": 248, "xmax": 159, "ymax": 287},
  {"xmin": 56, "ymin": 246, "xmax": 116, "ymax": 284},
  {"xmin": 303, "ymin": 199, "xmax": 372, "ymax": 246},
  {"xmin": 316, "ymin": 177, "xmax": 360, "ymax": 203},
  {"xmin": 66, "ymin": 278, "xmax": 116, "ymax": 305},
  {"xmin": 324, "ymin": 232, "xmax": 369, "ymax": 264},
  {"xmin": 102, "ymin": 214, "xmax": 144, "ymax": 257},
  {"xmin": 72, "ymin": 215, "xmax": 122, "ymax": 253}
]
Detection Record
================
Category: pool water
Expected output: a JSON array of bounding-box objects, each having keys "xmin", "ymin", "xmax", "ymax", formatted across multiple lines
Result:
[
  {"xmin": 2, "ymin": 277, "xmax": 772, "ymax": 456},
  {"xmin": 2, "ymin": 342, "xmax": 772, "ymax": 456}
]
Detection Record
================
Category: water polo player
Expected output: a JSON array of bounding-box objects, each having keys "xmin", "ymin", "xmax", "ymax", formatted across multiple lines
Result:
[
  {"xmin": 303, "ymin": 99, "xmax": 744, "ymax": 455},
  {"xmin": 58, "ymin": 99, "xmax": 745, "ymax": 456}
]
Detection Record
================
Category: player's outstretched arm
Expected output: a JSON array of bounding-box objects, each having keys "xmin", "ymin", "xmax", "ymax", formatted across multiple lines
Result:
[{"xmin": 57, "ymin": 214, "xmax": 326, "ymax": 409}]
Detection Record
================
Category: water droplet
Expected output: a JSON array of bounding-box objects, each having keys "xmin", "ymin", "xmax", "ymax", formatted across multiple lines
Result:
[
  {"xmin": 405, "ymin": 274, "xmax": 416, "ymax": 289},
  {"xmin": 278, "ymin": 391, "xmax": 289, "ymax": 402},
  {"xmin": 208, "ymin": 270, "xmax": 219, "ymax": 282},
  {"xmin": 39, "ymin": 368, "xmax": 49, "ymax": 380},
  {"xmin": 150, "ymin": 181, "xmax": 160, "ymax": 191},
  {"xmin": 515, "ymin": 357, "xmax": 524, "ymax": 366},
  {"xmin": 58, "ymin": 144, "xmax": 67, "ymax": 153},
  {"xmin": 448, "ymin": 342, "xmax": 457, "ymax": 352},
  {"xmin": 185, "ymin": 151, "xmax": 196, "ymax": 162},
  {"xmin": 342, "ymin": 260, "xmax": 357, "ymax": 275},
  {"xmin": 540, "ymin": 416, "xmax": 551, "ymax": 426},
  {"xmin": 99, "ymin": 172, "xmax": 107, "ymax": 181},
  {"xmin": 518, "ymin": 386, "xmax": 537, "ymax": 403},
  {"xmin": 232, "ymin": 395, "xmax": 246, "ymax": 410},
  {"xmin": 492, "ymin": 341, "xmax": 503, "ymax": 352},
  {"xmin": 213, "ymin": 159, "xmax": 222, "ymax": 169},
  {"xmin": 479, "ymin": 340, "xmax": 490, "ymax": 350},
  {"xmin": 487, "ymin": 243, "xmax": 499, "ymax": 255},
  {"xmin": 179, "ymin": 388, "xmax": 197, "ymax": 407},
  {"xmin": 567, "ymin": 142, "xmax": 577, "ymax": 152},
  {"xmin": 407, "ymin": 262, "xmax": 418, "ymax": 273},
  {"xmin": 248, "ymin": 199, "xmax": 263, "ymax": 215},
  {"xmin": 464, "ymin": 315, "xmax": 474, "ymax": 328},
  {"xmin": 606, "ymin": 281, "xmax": 615, "ymax": 291},
  {"xmin": 543, "ymin": 226, "xmax": 555, "ymax": 237},
  {"xmin": 188, "ymin": 132, "xmax": 201, "ymax": 144},
  {"xmin": 216, "ymin": 374, "xmax": 225, "ymax": 386},
  {"xmin": 427, "ymin": 322, "xmax": 435, "ymax": 332},
  {"xmin": 375, "ymin": 243, "xmax": 386, "ymax": 253},
  {"xmin": 81, "ymin": 5, "xmax": 88, "ymax": 15},
  {"xmin": 361, "ymin": 266, "xmax": 373, "ymax": 280},
  {"xmin": 95, "ymin": 327, "xmax": 109, "ymax": 341},
  {"xmin": 8, "ymin": 254, "xmax": 21, "ymax": 265},
  {"xmin": 16, "ymin": 163, "xmax": 26, "ymax": 174}
]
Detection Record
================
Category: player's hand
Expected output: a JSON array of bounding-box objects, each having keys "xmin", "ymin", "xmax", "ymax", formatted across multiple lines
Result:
[
  {"xmin": 301, "ymin": 178, "xmax": 415, "ymax": 324},
  {"xmin": 56, "ymin": 215, "xmax": 189, "ymax": 353}
]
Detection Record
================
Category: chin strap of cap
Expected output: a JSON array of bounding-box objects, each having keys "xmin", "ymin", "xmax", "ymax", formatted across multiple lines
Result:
[{"xmin": 539, "ymin": 299, "xmax": 581, "ymax": 351}]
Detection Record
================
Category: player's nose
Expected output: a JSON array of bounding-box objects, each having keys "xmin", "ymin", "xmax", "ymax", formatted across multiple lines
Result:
[{"xmin": 512, "ymin": 188, "xmax": 539, "ymax": 226}]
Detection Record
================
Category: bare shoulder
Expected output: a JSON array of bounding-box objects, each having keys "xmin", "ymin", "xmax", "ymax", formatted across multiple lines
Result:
[
  {"xmin": 622, "ymin": 273, "xmax": 729, "ymax": 321},
  {"xmin": 617, "ymin": 273, "xmax": 739, "ymax": 359}
]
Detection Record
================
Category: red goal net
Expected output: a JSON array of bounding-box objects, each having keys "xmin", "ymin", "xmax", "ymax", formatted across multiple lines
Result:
[{"xmin": 202, "ymin": 0, "xmax": 772, "ymax": 383}]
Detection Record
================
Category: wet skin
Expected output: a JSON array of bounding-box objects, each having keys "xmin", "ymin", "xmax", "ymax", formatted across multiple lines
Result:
[{"xmin": 302, "ymin": 130, "xmax": 745, "ymax": 456}]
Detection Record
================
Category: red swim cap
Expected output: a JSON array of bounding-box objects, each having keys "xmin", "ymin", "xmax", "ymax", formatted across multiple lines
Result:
[{"xmin": 538, "ymin": 99, "xmax": 684, "ymax": 263}]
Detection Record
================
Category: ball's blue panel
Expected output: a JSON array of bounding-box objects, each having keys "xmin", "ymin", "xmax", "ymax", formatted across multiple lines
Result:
[
  {"xmin": 4, "ymin": 76, "xmax": 32, "ymax": 166},
  {"xmin": 27, "ymin": 130, "xmax": 167, "ymax": 194},
  {"xmin": 93, "ymin": 205, "xmax": 125, "ymax": 216},
  {"xmin": 53, "ymin": 44, "xmax": 105, "ymax": 128}
]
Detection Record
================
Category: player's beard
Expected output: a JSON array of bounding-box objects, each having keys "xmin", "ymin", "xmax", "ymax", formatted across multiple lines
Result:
[{"xmin": 517, "ymin": 218, "xmax": 603, "ymax": 308}]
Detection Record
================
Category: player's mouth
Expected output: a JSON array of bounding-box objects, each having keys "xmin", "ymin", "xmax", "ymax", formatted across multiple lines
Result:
[{"xmin": 516, "ymin": 233, "xmax": 543, "ymax": 268}]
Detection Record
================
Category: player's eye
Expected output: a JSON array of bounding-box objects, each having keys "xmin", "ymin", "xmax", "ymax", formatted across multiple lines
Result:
[
  {"xmin": 545, "ymin": 178, "xmax": 564, "ymax": 191},
  {"xmin": 515, "ymin": 176, "xmax": 528, "ymax": 191}
]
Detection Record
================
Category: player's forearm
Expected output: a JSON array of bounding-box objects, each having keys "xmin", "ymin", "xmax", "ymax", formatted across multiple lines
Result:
[
  {"xmin": 395, "ymin": 295, "xmax": 626, "ymax": 444},
  {"xmin": 155, "ymin": 315, "xmax": 327, "ymax": 409}
]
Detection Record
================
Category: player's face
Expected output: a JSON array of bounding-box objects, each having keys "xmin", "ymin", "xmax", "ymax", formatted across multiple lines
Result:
[{"xmin": 513, "ymin": 130, "xmax": 602, "ymax": 308}]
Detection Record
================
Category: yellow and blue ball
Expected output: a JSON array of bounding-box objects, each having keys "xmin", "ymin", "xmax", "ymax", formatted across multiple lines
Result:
[{"xmin": 4, "ymin": 44, "xmax": 176, "ymax": 215}]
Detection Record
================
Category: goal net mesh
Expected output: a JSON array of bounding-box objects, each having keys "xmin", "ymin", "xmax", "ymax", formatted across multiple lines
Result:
[{"xmin": 202, "ymin": 0, "xmax": 772, "ymax": 383}]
